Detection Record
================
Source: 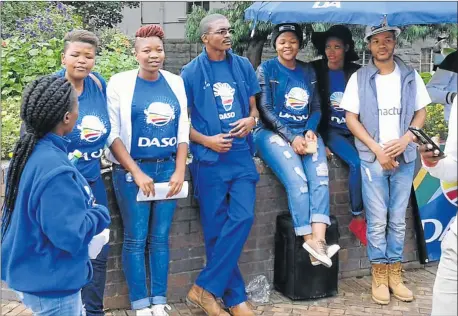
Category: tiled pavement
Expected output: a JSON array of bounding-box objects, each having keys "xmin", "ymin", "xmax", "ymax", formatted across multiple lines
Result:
[{"xmin": 2, "ymin": 265, "xmax": 438, "ymax": 316}]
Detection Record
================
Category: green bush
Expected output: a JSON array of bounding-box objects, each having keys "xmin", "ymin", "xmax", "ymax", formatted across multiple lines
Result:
[
  {"xmin": 1, "ymin": 97, "xmax": 22, "ymax": 159},
  {"xmin": 1, "ymin": 27, "xmax": 138, "ymax": 159},
  {"xmin": 93, "ymin": 29, "xmax": 137, "ymax": 79},
  {"xmin": 420, "ymin": 72, "xmax": 448, "ymax": 141},
  {"xmin": 4, "ymin": 2, "xmax": 83, "ymax": 42},
  {"xmin": 1, "ymin": 37, "xmax": 62, "ymax": 98},
  {"xmin": 424, "ymin": 103, "xmax": 448, "ymax": 140}
]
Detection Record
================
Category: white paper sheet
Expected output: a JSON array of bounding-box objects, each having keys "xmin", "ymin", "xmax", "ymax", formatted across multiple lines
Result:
[
  {"xmin": 88, "ymin": 229, "xmax": 110, "ymax": 259},
  {"xmin": 136, "ymin": 181, "xmax": 189, "ymax": 202}
]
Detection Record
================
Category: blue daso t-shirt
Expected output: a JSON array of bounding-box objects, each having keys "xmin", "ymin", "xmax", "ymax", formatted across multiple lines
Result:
[
  {"xmin": 57, "ymin": 70, "xmax": 111, "ymax": 182},
  {"xmin": 210, "ymin": 59, "xmax": 250, "ymax": 151},
  {"xmin": 130, "ymin": 74, "xmax": 180, "ymax": 159},
  {"xmin": 328, "ymin": 69, "xmax": 348, "ymax": 130},
  {"xmin": 276, "ymin": 59, "xmax": 311, "ymax": 133}
]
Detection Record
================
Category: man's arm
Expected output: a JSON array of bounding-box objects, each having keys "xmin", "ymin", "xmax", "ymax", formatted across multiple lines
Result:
[
  {"xmin": 190, "ymin": 127, "xmax": 233, "ymax": 153},
  {"xmin": 426, "ymin": 69, "xmax": 457, "ymax": 105},
  {"xmin": 346, "ymin": 112, "xmax": 398, "ymax": 170},
  {"xmin": 248, "ymin": 95, "xmax": 259, "ymax": 119}
]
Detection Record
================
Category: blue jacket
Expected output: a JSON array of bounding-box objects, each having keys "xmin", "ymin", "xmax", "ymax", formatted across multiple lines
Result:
[
  {"xmin": 181, "ymin": 48, "xmax": 260, "ymax": 163},
  {"xmin": 256, "ymin": 58, "xmax": 321, "ymax": 143},
  {"xmin": 1, "ymin": 133, "xmax": 110, "ymax": 297},
  {"xmin": 356, "ymin": 55, "xmax": 418, "ymax": 163}
]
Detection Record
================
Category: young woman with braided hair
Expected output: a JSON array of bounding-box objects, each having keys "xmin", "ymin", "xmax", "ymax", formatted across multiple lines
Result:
[
  {"xmin": 105, "ymin": 24, "xmax": 189, "ymax": 316},
  {"xmin": 1, "ymin": 75, "xmax": 111, "ymax": 316},
  {"xmin": 18, "ymin": 30, "xmax": 111, "ymax": 316}
]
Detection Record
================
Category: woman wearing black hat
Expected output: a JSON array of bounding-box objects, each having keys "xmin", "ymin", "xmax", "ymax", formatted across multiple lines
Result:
[
  {"xmin": 254, "ymin": 23, "xmax": 339, "ymax": 268},
  {"xmin": 311, "ymin": 25, "xmax": 366, "ymax": 245}
]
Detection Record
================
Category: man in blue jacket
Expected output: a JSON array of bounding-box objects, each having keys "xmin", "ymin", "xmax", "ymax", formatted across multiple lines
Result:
[{"xmin": 181, "ymin": 13, "xmax": 260, "ymax": 316}]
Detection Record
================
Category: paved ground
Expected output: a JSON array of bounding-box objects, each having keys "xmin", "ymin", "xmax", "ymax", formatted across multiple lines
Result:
[{"xmin": 2, "ymin": 266, "xmax": 438, "ymax": 316}]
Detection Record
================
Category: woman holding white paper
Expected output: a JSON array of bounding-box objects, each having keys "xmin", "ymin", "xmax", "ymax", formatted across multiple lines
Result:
[{"xmin": 106, "ymin": 24, "xmax": 189, "ymax": 316}]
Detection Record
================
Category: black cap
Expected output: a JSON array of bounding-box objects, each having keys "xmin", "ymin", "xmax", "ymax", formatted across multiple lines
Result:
[
  {"xmin": 271, "ymin": 23, "xmax": 304, "ymax": 49},
  {"xmin": 311, "ymin": 25, "xmax": 359, "ymax": 62}
]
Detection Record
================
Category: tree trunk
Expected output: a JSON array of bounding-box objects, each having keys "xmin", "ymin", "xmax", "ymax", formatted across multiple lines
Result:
[{"xmin": 246, "ymin": 36, "xmax": 267, "ymax": 69}]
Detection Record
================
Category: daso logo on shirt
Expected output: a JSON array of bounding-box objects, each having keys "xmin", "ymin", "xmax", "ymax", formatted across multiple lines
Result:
[
  {"xmin": 214, "ymin": 82, "xmax": 236, "ymax": 120},
  {"xmin": 144, "ymin": 102, "xmax": 175, "ymax": 127},
  {"xmin": 330, "ymin": 92, "xmax": 344, "ymax": 112},
  {"xmin": 139, "ymin": 102, "xmax": 177, "ymax": 148},
  {"xmin": 77, "ymin": 115, "xmax": 107, "ymax": 143},
  {"xmin": 285, "ymin": 87, "xmax": 309, "ymax": 111}
]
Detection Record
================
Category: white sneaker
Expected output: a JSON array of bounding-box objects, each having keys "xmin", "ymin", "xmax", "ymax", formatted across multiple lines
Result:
[
  {"xmin": 151, "ymin": 304, "xmax": 172, "ymax": 316},
  {"xmin": 311, "ymin": 243, "xmax": 341, "ymax": 266},
  {"xmin": 136, "ymin": 307, "xmax": 152, "ymax": 316},
  {"xmin": 303, "ymin": 239, "xmax": 332, "ymax": 268}
]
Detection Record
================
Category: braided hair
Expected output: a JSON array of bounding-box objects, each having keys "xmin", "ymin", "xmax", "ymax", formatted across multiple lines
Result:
[{"xmin": 2, "ymin": 75, "xmax": 76, "ymax": 239}]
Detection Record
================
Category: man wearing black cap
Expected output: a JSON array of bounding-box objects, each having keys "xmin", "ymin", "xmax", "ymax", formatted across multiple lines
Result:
[{"xmin": 340, "ymin": 23, "xmax": 430, "ymax": 305}]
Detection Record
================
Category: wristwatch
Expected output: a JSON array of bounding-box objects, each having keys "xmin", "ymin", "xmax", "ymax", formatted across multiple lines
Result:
[{"xmin": 250, "ymin": 116, "xmax": 259, "ymax": 126}]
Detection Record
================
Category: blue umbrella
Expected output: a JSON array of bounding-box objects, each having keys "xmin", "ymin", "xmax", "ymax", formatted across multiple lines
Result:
[{"xmin": 245, "ymin": 1, "xmax": 458, "ymax": 26}]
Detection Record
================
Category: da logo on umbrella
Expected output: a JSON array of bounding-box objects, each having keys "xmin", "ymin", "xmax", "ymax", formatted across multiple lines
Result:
[
  {"xmin": 285, "ymin": 87, "xmax": 309, "ymax": 111},
  {"xmin": 77, "ymin": 115, "xmax": 107, "ymax": 143},
  {"xmin": 144, "ymin": 102, "xmax": 175, "ymax": 127},
  {"xmin": 330, "ymin": 91, "xmax": 344, "ymax": 111},
  {"xmin": 441, "ymin": 181, "xmax": 457, "ymax": 206}
]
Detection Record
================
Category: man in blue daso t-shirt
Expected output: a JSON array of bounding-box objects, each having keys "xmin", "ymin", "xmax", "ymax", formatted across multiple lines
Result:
[{"xmin": 181, "ymin": 13, "xmax": 260, "ymax": 316}]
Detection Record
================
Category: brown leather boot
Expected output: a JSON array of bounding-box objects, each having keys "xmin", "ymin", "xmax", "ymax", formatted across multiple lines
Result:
[
  {"xmin": 186, "ymin": 284, "xmax": 230, "ymax": 316},
  {"xmin": 371, "ymin": 263, "xmax": 390, "ymax": 305},
  {"xmin": 229, "ymin": 302, "xmax": 255, "ymax": 316},
  {"xmin": 388, "ymin": 262, "xmax": 414, "ymax": 302}
]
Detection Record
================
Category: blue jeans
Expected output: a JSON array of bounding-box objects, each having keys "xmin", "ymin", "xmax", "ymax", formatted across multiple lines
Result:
[
  {"xmin": 190, "ymin": 149, "xmax": 259, "ymax": 307},
  {"xmin": 361, "ymin": 159, "xmax": 415, "ymax": 263},
  {"xmin": 82, "ymin": 176, "xmax": 109, "ymax": 316},
  {"xmin": 326, "ymin": 128, "xmax": 363, "ymax": 216},
  {"xmin": 254, "ymin": 128, "xmax": 330, "ymax": 236},
  {"xmin": 112, "ymin": 160, "xmax": 177, "ymax": 310},
  {"xmin": 15, "ymin": 290, "xmax": 84, "ymax": 316}
]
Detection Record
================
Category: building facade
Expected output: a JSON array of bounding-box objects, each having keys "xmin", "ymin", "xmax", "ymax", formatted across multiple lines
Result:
[{"xmin": 118, "ymin": 1, "xmax": 226, "ymax": 38}]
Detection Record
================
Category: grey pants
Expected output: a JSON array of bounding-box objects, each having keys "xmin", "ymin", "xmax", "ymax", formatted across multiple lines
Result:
[{"xmin": 432, "ymin": 229, "xmax": 457, "ymax": 316}]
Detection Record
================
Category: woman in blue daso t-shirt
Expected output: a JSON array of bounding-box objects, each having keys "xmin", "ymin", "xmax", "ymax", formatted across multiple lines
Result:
[
  {"xmin": 106, "ymin": 25, "xmax": 189, "ymax": 316},
  {"xmin": 19, "ymin": 30, "xmax": 112, "ymax": 316},
  {"xmin": 254, "ymin": 23, "xmax": 340, "ymax": 268},
  {"xmin": 310, "ymin": 25, "xmax": 366, "ymax": 246},
  {"xmin": 1, "ymin": 75, "xmax": 110, "ymax": 316}
]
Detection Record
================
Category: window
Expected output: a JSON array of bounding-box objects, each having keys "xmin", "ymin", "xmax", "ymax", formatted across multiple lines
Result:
[
  {"xmin": 187, "ymin": 1, "xmax": 210, "ymax": 14},
  {"xmin": 358, "ymin": 51, "xmax": 372, "ymax": 66},
  {"xmin": 420, "ymin": 48, "xmax": 434, "ymax": 73}
]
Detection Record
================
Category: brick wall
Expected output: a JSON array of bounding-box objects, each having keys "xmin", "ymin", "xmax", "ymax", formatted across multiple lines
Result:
[
  {"xmin": 161, "ymin": 39, "xmax": 428, "ymax": 75},
  {"xmin": 101, "ymin": 157, "xmax": 419, "ymax": 309}
]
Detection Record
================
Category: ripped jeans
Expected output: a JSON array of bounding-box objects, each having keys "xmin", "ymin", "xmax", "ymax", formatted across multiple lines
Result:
[
  {"xmin": 254, "ymin": 128, "xmax": 330, "ymax": 236},
  {"xmin": 361, "ymin": 159, "xmax": 415, "ymax": 263}
]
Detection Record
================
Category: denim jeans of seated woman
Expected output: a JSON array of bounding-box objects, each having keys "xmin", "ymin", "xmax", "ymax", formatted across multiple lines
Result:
[
  {"xmin": 112, "ymin": 160, "xmax": 177, "ymax": 310},
  {"xmin": 14, "ymin": 290, "xmax": 84, "ymax": 316},
  {"xmin": 254, "ymin": 128, "xmax": 330, "ymax": 236},
  {"xmin": 326, "ymin": 128, "xmax": 363, "ymax": 216}
]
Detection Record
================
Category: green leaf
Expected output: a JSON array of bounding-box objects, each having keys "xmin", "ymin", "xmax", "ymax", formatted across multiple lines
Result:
[{"xmin": 28, "ymin": 49, "xmax": 39, "ymax": 56}]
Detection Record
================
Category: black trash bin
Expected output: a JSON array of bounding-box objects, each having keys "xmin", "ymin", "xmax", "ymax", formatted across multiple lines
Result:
[{"xmin": 274, "ymin": 212, "xmax": 340, "ymax": 300}]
